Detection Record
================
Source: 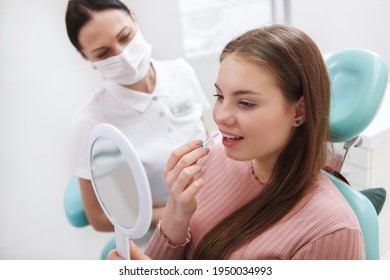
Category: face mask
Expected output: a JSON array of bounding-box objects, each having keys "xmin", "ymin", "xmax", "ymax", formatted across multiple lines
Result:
[{"xmin": 92, "ymin": 30, "xmax": 152, "ymax": 85}]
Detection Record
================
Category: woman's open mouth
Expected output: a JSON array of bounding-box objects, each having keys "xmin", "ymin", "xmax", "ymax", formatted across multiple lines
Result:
[{"xmin": 222, "ymin": 133, "xmax": 244, "ymax": 147}]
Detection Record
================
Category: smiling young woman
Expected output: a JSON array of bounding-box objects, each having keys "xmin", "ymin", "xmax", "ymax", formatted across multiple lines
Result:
[{"xmin": 108, "ymin": 24, "xmax": 365, "ymax": 260}]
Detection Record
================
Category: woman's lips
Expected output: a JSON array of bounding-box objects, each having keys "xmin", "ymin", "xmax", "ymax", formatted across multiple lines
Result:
[{"xmin": 221, "ymin": 133, "xmax": 244, "ymax": 147}]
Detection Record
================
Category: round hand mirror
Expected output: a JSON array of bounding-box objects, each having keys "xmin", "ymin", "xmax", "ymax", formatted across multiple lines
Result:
[{"xmin": 88, "ymin": 123, "xmax": 152, "ymax": 259}]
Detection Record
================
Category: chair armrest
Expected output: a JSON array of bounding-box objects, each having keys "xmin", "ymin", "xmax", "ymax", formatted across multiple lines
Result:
[
  {"xmin": 64, "ymin": 176, "xmax": 89, "ymax": 227},
  {"xmin": 323, "ymin": 171, "xmax": 380, "ymax": 259}
]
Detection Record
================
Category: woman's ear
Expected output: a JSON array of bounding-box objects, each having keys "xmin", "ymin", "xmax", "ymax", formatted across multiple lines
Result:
[{"xmin": 293, "ymin": 96, "xmax": 305, "ymax": 126}]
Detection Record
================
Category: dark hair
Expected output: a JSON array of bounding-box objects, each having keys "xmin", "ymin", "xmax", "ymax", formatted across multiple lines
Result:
[
  {"xmin": 193, "ymin": 24, "xmax": 331, "ymax": 259},
  {"xmin": 65, "ymin": 0, "xmax": 131, "ymax": 51}
]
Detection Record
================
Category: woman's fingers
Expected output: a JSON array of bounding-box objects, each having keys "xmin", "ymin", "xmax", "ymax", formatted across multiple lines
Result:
[
  {"xmin": 162, "ymin": 140, "xmax": 210, "ymax": 217},
  {"xmin": 171, "ymin": 164, "xmax": 202, "ymax": 193},
  {"xmin": 165, "ymin": 140, "xmax": 202, "ymax": 173},
  {"xmin": 130, "ymin": 240, "xmax": 151, "ymax": 260},
  {"xmin": 165, "ymin": 143, "xmax": 209, "ymax": 189},
  {"xmin": 175, "ymin": 177, "xmax": 204, "ymax": 206},
  {"xmin": 107, "ymin": 249, "xmax": 123, "ymax": 260},
  {"xmin": 106, "ymin": 241, "xmax": 151, "ymax": 260}
]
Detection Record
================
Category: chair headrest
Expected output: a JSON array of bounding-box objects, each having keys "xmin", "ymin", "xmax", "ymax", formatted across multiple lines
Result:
[{"xmin": 326, "ymin": 48, "xmax": 388, "ymax": 142}]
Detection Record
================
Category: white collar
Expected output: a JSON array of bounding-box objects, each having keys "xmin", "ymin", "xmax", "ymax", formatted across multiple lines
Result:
[{"xmin": 104, "ymin": 61, "xmax": 168, "ymax": 112}]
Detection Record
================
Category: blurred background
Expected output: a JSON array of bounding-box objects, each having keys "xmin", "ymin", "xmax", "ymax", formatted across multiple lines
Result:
[{"xmin": 1, "ymin": 0, "xmax": 389, "ymax": 259}]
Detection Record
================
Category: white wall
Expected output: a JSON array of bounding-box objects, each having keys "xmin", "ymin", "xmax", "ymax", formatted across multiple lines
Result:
[
  {"xmin": 288, "ymin": 0, "xmax": 390, "ymax": 66},
  {"xmin": 0, "ymin": 0, "xmax": 389, "ymax": 259},
  {"xmin": 124, "ymin": 0, "xmax": 185, "ymax": 59},
  {"xmin": 0, "ymin": 0, "xmax": 109, "ymax": 259}
]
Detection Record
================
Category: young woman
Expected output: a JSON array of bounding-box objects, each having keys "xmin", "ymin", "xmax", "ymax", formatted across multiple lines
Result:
[
  {"xmin": 65, "ymin": 0, "xmax": 209, "ymax": 232},
  {"xmin": 109, "ymin": 24, "xmax": 365, "ymax": 260}
]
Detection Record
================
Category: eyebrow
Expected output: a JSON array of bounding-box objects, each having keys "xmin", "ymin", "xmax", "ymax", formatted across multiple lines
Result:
[
  {"xmin": 91, "ymin": 26, "xmax": 131, "ymax": 54},
  {"xmin": 214, "ymin": 83, "xmax": 262, "ymax": 96}
]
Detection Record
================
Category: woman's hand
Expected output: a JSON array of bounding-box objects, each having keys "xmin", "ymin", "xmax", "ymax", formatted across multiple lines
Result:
[
  {"xmin": 107, "ymin": 240, "xmax": 151, "ymax": 260},
  {"xmin": 160, "ymin": 140, "xmax": 210, "ymax": 244},
  {"xmin": 164, "ymin": 140, "xmax": 209, "ymax": 217}
]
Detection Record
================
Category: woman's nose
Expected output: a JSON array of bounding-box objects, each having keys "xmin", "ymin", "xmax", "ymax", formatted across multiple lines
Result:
[
  {"xmin": 213, "ymin": 103, "xmax": 235, "ymax": 126},
  {"xmin": 112, "ymin": 44, "xmax": 126, "ymax": 56}
]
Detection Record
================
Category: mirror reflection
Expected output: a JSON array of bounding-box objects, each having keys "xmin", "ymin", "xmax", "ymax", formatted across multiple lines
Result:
[{"xmin": 90, "ymin": 137, "xmax": 139, "ymax": 228}]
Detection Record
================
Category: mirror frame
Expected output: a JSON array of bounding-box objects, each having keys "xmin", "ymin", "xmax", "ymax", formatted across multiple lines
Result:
[{"xmin": 88, "ymin": 123, "xmax": 152, "ymax": 259}]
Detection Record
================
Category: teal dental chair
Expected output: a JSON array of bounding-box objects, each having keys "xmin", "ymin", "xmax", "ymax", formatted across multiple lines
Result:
[
  {"xmin": 324, "ymin": 48, "xmax": 388, "ymax": 260},
  {"xmin": 64, "ymin": 176, "xmax": 115, "ymax": 259}
]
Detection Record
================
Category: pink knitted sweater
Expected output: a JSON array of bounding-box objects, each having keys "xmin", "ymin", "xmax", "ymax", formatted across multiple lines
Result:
[{"xmin": 145, "ymin": 144, "xmax": 365, "ymax": 260}]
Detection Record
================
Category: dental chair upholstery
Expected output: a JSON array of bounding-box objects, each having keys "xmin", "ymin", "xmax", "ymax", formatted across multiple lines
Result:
[
  {"xmin": 64, "ymin": 176, "xmax": 88, "ymax": 227},
  {"xmin": 64, "ymin": 48, "xmax": 388, "ymax": 260},
  {"xmin": 64, "ymin": 176, "xmax": 115, "ymax": 259},
  {"xmin": 324, "ymin": 48, "xmax": 388, "ymax": 260}
]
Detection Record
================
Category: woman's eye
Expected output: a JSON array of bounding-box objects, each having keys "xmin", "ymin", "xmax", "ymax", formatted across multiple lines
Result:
[
  {"xmin": 97, "ymin": 50, "xmax": 109, "ymax": 59},
  {"xmin": 213, "ymin": 94, "xmax": 224, "ymax": 101},
  {"xmin": 239, "ymin": 100, "xmax": 255, "ymax": 108},
  {"xmin": 121, "ymin": 32, "xmax": 131, "ymax": 42}
]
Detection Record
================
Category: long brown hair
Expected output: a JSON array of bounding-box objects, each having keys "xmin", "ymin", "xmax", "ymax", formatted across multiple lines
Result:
[{"xmin": 192, "ymin": 25, "xmax": 331, "ymax": 259}]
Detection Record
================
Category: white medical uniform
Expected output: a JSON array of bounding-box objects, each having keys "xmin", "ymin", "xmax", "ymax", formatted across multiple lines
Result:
[{"xmin": 71, "ymin": 58, "xmax": 210, "ymax": 207}]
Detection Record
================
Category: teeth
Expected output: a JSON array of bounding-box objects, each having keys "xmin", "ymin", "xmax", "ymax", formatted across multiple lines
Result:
[{"xmin": 223, "ymin": 134, "xmax": 242, "ymax": 141}]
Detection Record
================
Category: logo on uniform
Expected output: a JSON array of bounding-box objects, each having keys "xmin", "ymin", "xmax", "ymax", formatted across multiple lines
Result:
[{"xmin": 171, "ymin": 99, "xmax": 194, "ymax": 117}]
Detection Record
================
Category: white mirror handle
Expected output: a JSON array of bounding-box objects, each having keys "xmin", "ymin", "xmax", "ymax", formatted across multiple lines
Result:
[{"xmin": 115, "ymin": 226, "xmax": 130, "ymax": 260}]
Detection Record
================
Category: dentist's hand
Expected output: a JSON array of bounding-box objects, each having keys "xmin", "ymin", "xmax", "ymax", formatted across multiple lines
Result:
[{"xmin": 160, "ymin": 140, "xmax": 210, "ymax": 245}]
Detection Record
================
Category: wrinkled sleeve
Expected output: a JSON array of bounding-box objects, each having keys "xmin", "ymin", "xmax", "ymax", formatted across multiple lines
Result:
[
  {"xmin": 71, "ymin": 112, "xmax": 93, "ymax": 180},
  {"xmin": 292, "ymin": 228, "xmax": 365, "ymax": 260},
  {"xmin": 144, "ymin": 227, "xmax": 191, "ymax": 260}
]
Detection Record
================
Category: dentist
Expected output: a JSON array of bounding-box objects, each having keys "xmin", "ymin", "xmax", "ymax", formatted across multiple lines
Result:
[{"xmin": 65, "ymin": 0, "xmax": 209, "ymax": 232}]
